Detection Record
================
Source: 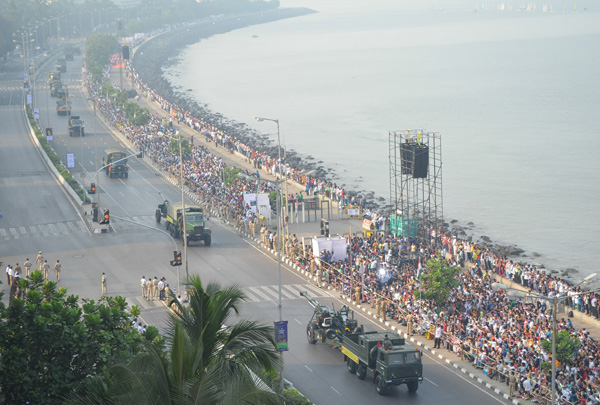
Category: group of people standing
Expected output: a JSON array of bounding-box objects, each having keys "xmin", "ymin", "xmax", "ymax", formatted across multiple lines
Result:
[
  {"xmin": 3, "ymin": 250, "xmax": 62, "ymax": 304},
  {"xmin": 140, "ymin": 275, "xmax": 170, "ymax": 301}
]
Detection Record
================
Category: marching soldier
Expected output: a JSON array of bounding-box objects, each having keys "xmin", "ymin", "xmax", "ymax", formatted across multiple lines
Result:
[{"xmin": 24, "ymin": 258, "xmax": 32, "ymax": 277}]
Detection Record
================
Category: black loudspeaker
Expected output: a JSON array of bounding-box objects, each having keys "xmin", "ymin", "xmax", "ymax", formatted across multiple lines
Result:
[
  {"xmin": 122, "ymin": 45, "xmax": 130, "ymax": 60},
  {"xmin": 400, "ymin": 143, "xmax": 413, "ymax": 175},
  {"xmin": 413, "ymin": 145, "xmax": 429, "ymax": 178}
]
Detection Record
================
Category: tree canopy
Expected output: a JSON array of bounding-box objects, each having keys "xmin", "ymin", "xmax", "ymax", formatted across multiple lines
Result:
[
  {"xmin": 413, "ymin": 257, "xmax": 462, "ymax": 306},
  {"xmin": 85, "ymin": 33, "xmax": 119, "ymax": 82},
  {"xmin": 69, "ymin": 276, "xmax": 282, "ymax": 405},
  {"xmin": 0, "ymin": 271, "xmax": 156, "ymax": 404}
]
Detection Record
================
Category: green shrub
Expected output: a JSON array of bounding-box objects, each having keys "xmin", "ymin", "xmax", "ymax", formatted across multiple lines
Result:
[{"xmin": 282, "ymin": 389, "xmax": 312, "ymax": 405}]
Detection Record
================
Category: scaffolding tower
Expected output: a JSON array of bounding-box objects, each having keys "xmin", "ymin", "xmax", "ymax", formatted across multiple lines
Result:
[{"xmin": 389, "ymin": 130, "xmax": 443, "ymax": 241}]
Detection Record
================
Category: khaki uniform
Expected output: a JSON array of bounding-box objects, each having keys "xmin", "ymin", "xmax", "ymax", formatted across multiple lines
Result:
[
  {"xmin": 37, "ymin": 253, "xmax": 44, "ymax": 270},
  {"xmin": 152, "ymin": 277, "xmax": 158, "ymax": 298},
  {"xmin": 101, "ymin": 274, "xmax": 107, "ymax": 295},
  {"xmin": 54, "ymin": 261, "xmax": 61, "ymax": 282},
  {"xmin": 315, "ymin": 268, "xmax": 322, "ymax": 288},
  {"xmin": 147, "ymin": 280, "xmax": 153, "ymax": 300},
  {"xmin": 355, "ymin": 286, "xmax": 361, "ymax": 303},
  {"xmin": 407, "ymin": 314, "xmax": 413, "ymax": 336},
  {"xmin": 382, "ymin": 300, "xmax": 387, "ymax": 321},
  {"xmin": 375, "ymin": 298, "xmax": 381, "ymax": 317},
  {"xmin": 24, "ymin": 260, "xmax": 32, "ymax": 277},
  {"xmin": 509, "ymin": 374, "xmax": 517, "ymax": 397},
  {"xmin": 42, "ymin": 261, "xmax": 50, "ymax": 281}
]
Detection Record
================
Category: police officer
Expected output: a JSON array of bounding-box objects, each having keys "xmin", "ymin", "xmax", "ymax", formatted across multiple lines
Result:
[
  {"xmin": 54, "ymin": 260, "xmax": 61, "ymax": 282},
  {"xmin": 42, "ymin": 260, "xmax": 50, "ymax": 281},
  {"xmin": 101, "ymin": 273, "xmax": 107, "ymax": 295},
  {"xmin": 37, "ymin": 251, "xmax": 44, "ymax": 270},
  {"xmin": 24, "ymin": 258, "xmax": 32, "ymax": 277},
  {"xmin": 407, "ymin": 312, "xmax": 414, "ymax": 336}
]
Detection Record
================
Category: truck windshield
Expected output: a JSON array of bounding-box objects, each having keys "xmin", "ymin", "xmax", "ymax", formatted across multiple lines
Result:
[
  {"xmin": 185, "ymin": 214, "xmax": 203, "ymax": 222},
  {"xmin": 388, "ymin": 351, "xmax": 421, "ymax": 365}
]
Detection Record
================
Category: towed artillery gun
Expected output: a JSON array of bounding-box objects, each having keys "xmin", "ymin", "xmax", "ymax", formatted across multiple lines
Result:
[
  {"xmin": 300, "ymin": 291, "xmax": 424, "ymax": 395},
  {"xmin": 300, "ymin": 290, "xmax": 359, "ymax": 344}
]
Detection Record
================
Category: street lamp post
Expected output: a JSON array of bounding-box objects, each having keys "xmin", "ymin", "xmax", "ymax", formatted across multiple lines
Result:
[
  {"xmin": 492, "ymin": 272, "xmax": 597, "ymax": 405},
  {"xmin": 254, "ymin": 116, "xmax": 284, "ymax": 392}
]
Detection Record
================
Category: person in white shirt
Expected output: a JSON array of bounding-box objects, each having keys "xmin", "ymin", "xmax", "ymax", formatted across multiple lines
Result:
[{"xmin": 140, "ymin": 276, "xmax": 147, "ymax": 298}]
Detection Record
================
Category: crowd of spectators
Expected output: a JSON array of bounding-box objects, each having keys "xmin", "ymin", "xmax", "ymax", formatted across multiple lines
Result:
[{"xmin": 84, "ymin": 57, "xmax": 600, "ymax": 405}]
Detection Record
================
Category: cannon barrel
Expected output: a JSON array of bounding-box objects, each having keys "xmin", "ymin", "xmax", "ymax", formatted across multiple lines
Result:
[{"xmin": 299, "ymin": 290, "xmax": 321, "ymax": 310}]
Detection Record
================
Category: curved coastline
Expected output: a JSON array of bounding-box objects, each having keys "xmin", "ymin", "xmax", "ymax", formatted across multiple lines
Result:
[{"xmin": 130, "ymin": 9, "xmax": 584, "ymax": 280}]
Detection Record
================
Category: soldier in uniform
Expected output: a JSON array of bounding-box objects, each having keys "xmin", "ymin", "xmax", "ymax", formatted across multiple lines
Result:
[
  {"xmin": 101, "ymin": 273, "xmax": 107, "ymax": 295},
  {"xmin": 54, "ymin": 260, "xmax": 61, "ymax": 282},
  {"xmin": 355, "ymin": 285, "xmax": 361, "ymax": 303},
  {"xmin": 375, "ymin": 297, "xmax": 381, "ymax": 318},
  {"xmin": 382, "ymin": 300, "xmax": 388, "ymax": 321},
  {"xmin": 37, "ymin": 251, "xmax": 44, "ymax": 270},
  {"xmin": 24, "ymin": 258, "xmax": 32, "ymax": 277},
  {"xmin": 42, "ymin": 260, "xmax": 50, "ymax": 281}
]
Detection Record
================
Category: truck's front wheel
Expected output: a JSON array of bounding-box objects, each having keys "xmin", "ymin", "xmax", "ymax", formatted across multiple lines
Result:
[
  {"xmin": 204, "ymin": 236, "xmax": 211, "ymax": 246},
  {"xmin": 155, "ymin": 210, "xmax": 162, "ymax": 223},
  {"xmin": 407, "ymin": 380, "xmax": 419, "ymax": 393},
  {"xmin": 375, "ymin": 375, "xmax": 386, "ymax": 395}
]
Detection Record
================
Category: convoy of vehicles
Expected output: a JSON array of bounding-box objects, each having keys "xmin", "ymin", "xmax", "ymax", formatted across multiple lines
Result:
[
  {"xmin": 156, "ymin": 199, "xmax": 212, "ymax": 246},
  {"xmin": 300, "ymin": 291, "xmax": 423, "ymax": 395},
  {"xmin": 102, "ymin": 149, "xmax": 128, "ymax": 178}
]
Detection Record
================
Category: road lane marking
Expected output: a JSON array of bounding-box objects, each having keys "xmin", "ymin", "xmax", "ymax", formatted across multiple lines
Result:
[
  {"xmin": 425, "ymin": 377, "xmax": 439, "ymax": 387},
  {"xmin": 304, "ymin": 365, "xmax": 313, "ymax": 372},
  {"xmin": 295, "ymin": 319, "xmax": 302, "ymax": 324},
  {"xmin": 330, "ymin": 386, "xmax": 342, "ymax": 396}
]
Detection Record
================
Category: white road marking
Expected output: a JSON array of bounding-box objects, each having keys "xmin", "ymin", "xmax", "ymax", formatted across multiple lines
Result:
[
  {"xmin": 295, "ymin": 318, "xmax": 302, "ymax": 324},
  {"xmin": 304, "ymin": 365, "xmax": 313, "ymax": 372},
  {"xmin": 425, "ymin": 377, "xmax": 439, "ymax": 387},
  {"xmin": 330, "ymin": 386, "xmax": 342, "ymax": 396}
]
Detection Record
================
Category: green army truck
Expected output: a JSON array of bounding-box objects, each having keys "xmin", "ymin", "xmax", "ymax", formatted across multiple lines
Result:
[
  {"xmin": 69, "ymin": 115, "xmax": 85, "ymax": 137},
  {"xmin": 156, "ymin": 201, "xmax": 211, "ymax": 246},
  {"xmin": 341, "ymin": 331, "xmax": 423, "ymax": 395},
  {"xmin": 103, "ymin": 149, "xmax": 128, "ymax": 178},
  {"xmin": 50, "ymin": 81, "xmax": 62, "ymax": 97},
  {"xmin": 56, "ymin": 98, "xmax": 71, "ymax": 115}
]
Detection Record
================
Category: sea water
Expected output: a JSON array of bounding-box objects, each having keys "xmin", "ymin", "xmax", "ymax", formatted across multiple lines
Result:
[{"xmin": 164, "ymin": 0, "xmax": 600, "ymax": 277}]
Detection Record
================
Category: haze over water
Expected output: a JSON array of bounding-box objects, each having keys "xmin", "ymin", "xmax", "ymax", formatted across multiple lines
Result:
[{"xmin": 164, "ymin": 0, "xmax": 600, "ymax": 277}]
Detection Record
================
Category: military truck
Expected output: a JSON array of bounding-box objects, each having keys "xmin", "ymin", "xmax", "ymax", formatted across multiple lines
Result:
[
  {"xmin": 103, "ymin": 149, "xmax": 128, "ymax": 178},
  {"xmin": 48, "ymin": 71, "xmax": 61, "ymax": 82},
  {"xmin": 341, "ymin": 331, "xmax": 423, "ymax": 395},
  {"xmin": 56, "ymin": 98, "xmax": 71, "ymax": 115},
  {"xmin": 65, "ymin": 50, "xmax": 73, "ymax": 61},
  {"xmin": 155, "ymin": 200, "xmax": 211, "ymax": 246},
  {"xmin": 68, "ymin": 115, "xmax": 84, "ymax": 136},
  {"xmin": 50, "ymin": 81, "xmax": 62, "ymax": 97},
  {"xmin": 300, "ymin": 291, "xmax": 359, "ymax": 343},
  {"xmin": 56, "ymin": 58, "xmax": 66, "ymax": 72}
]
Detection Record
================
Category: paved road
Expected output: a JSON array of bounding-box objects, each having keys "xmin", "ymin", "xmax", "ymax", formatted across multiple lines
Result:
[{"xmin": 0, "ymin": 52, "xmax": 512, "ymax": 404}]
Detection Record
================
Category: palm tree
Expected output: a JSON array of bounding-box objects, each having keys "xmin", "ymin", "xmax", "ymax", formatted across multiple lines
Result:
[{"xmin": 68, "ymin": 276, "xmax": 282, "ymax": 405}]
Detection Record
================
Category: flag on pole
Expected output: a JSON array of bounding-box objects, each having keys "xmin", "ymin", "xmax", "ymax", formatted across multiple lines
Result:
[{"xmin": 417, "ymin": 258, "xmax": 422, "ymax": 279}]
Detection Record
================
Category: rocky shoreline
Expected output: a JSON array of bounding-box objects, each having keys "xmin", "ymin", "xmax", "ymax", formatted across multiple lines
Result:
[{"xmin": 131, "ymin": 9, "xmax": 580, "ymax": 281}]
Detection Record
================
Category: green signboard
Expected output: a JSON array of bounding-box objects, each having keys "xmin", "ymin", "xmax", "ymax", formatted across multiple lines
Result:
[{"xmin": 390, "ymin": 215, "xmax": 417, "ymax": 237}]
